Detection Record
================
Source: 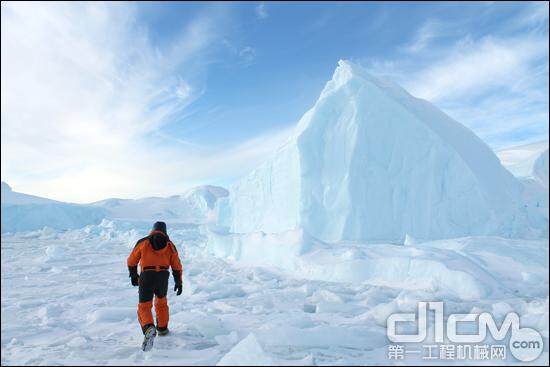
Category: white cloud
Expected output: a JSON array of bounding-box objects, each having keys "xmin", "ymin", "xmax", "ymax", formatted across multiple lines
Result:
[
  {"xmin": 155, "ymin": 124, "xmax": 295, "ymax": 193},
  {"xmin": 238, "ymin": 46, "xmax": 257, "ymax": 65},
  {"xmin": 362, "ymin": 11, "xmax": 549, "ymax": 150},
  {"xmin": 0, "ymin": 2, "xmax": 261, "ymax": 202},
  {"xmin": 255, "ymin": 2, "xmax": 268, "ymax": 20},
  {"xmin": 513, "ymin": 1, "xmax": 549, "ymax": 29},
  {"xmin": 402, "ymin": 20, "xmax": 439, "ymax": 53},
  {"xmin": 400, "ymin": 34, "xmax": 548, "ymax": 148},
  {"xmin": 406, "ymin": 35, "xmax": 548, "ymax": 102},
  {"xmin": 28, "ymin": 123, "xmax": 295, "ymax": 203}
]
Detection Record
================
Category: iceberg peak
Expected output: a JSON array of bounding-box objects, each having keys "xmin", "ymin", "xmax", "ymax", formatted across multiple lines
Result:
[
  {"xmin": 322, "ymin": 59, "xmax": 373, "ymax": 97},
  {"xmin": 322, "ymin": 60, "xmax": 408, "ymax": 103},
  {"xmin": 335, "ymin": 59, "xmax": 371, "ymax": 79}
]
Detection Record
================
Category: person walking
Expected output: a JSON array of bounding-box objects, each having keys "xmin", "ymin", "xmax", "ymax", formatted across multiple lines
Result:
[{"xmin": 127, "ymin": 221, "xmax": 183, "ymax": 351}]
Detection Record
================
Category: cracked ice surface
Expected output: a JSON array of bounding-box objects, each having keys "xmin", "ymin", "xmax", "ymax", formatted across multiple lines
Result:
[{"xmin": 1, "ymin": 221, "xmax": 548, "ymax": 365}]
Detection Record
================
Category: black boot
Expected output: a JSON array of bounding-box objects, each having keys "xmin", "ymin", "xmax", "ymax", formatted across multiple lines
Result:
[
  {"xmin": 141, "ymin": 324, "xmax": 157, "ymax": 351},
  {"xmin": 157, "ymin": 326, "xmax": 169, "ymax": 336}
]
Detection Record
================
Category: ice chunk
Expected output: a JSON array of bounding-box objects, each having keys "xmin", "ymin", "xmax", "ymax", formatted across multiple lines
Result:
[
  {"xmin": 44, "ymin": 245, "xmax": 64, "ymax": 261},
  {"xmin": 217, "ymin": 333, "xmax": 275, "ymax": 366},
  {"xmin": 255, "ymin": 324, "xmax": 387, "ymax": 350},
  {"xmin": 67, "ymin": 336, "xmax": 87, "ymax": 348},
  {"xmin": 207, "ymin": 230, "xmax": 497, "ymax": 300},
  {"xmin": 207, "ymin": 228, "xmax": 313, "ymax": 269},
  {"xmin": 87, "ymin": 307, "xmax": 134, "ymax": 323}
]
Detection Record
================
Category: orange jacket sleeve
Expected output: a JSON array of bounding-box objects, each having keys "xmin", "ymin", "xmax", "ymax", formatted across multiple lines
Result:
[
  {"xmin": 169, "ymin": 242, "xmax": 183, "ymax": 273},
  {"xmin": 127, "ymin": 241, "xmax": 143, "ymax": 267}
]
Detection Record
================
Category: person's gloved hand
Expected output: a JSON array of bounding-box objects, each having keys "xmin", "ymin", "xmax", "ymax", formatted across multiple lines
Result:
[
  {"xmin": 129, "ymin": 266, "xmax": 139, "ymax": 287},
  {"xmin": 172, "ymin": 270, "xmax": 183, "ymax": 296},
  {"xmin": 174, "ymin": 282, "xmax": 183, "ymax": 296}
]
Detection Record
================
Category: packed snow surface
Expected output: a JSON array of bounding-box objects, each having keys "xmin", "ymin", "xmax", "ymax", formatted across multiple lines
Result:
[
  {"xmin": 219, "ymin": 60, "xmax": 541, "ymax": 242},
  {"xmin": 1, "ymin": 222, "xmax": 548, "ymax": 365}
]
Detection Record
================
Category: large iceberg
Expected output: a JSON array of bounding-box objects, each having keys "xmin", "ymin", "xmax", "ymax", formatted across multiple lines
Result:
[{"xmin": 219, "ymin": 60, "xmax": 542, "ymax": 242}]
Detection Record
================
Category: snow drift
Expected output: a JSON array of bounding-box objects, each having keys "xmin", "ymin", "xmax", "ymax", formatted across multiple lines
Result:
[{"xmin": 218, "ymin": 60, "xmax": 543, "ymax": 242}]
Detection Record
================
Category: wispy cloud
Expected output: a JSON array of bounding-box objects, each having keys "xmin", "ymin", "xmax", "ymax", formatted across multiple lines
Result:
[
  {"xmin": 513, "ymin": 1, "xmax": 549, "ymax": 30},
  {"xmin": 255, "ymin": 2, "xmax": 268, "ymax": 20},
  {"xmin": 401, "ymin": 20, "xmax": 440, "ymax": 53},
  {"xmin": 27, "ymin": 123, "xmax": 295, "ymax": 203},
  {"xmin": 156, "ymin": 124, "xmax": 295, "ymax": 192},
  {"xmin": 406, "ymin": 35, "xmax": 548, "ymax": 102},
  {"xmin": 221, "ymin": 38, "xmax": 257, "ymax": 67},
  {"xmin": 0, "ymin": 2, "xmax": 269, "ymax": 202},
  {"xmin": 238, "ymin": 46, "xmax": 257, "ymax": 66},
  {"xmin": 362, "ymin": 4, "xmax": 549, "ymax": 150},
  {"xmin": 409, "ymin": 34, "xmax": 548, "ymax": 148}
]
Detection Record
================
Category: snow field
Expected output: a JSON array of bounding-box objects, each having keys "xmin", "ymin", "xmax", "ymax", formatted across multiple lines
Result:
[{"xmin": 2, "ymin": 221, "xmax": 548, "ymax": 365}]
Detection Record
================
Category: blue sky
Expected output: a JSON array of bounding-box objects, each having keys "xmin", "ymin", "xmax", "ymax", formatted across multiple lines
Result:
[{"xmin": 1, "ymin": 1, "xmax": 548, "ymax": 202}]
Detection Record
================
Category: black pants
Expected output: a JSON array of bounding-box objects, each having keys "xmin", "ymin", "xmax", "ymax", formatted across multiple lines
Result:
[
  {"xmin": 137, "ymin": 271, "xmax": 170, "ymax": 333},
  {"xmin": 139, "ymin": 270, "xmax": 169, "ymax": 302}
]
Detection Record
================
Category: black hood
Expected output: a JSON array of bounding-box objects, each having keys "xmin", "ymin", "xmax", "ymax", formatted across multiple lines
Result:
[
  {"xmin": 149, "ymin": 232, "xmax": 168, "ymax": 251},
  {"xmin": 153, "ymin": 221, "xmax": 167, "ymax": 235}
]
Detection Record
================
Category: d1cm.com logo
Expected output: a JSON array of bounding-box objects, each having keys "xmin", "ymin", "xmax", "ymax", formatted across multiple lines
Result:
[{"xmin": 387, "ymin": 301, "xmax": 543, "ymax": 362}]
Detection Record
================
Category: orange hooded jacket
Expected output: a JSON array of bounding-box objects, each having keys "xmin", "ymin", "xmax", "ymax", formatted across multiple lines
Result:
[{"xmin": 127, "ymin": 230, "xmax": 182, "ymax": 280}]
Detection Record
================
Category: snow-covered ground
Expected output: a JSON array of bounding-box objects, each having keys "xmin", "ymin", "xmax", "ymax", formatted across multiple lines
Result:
[{"xmin": 1, "ymin": 221, "xmax": 548, "ymax": 365}]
